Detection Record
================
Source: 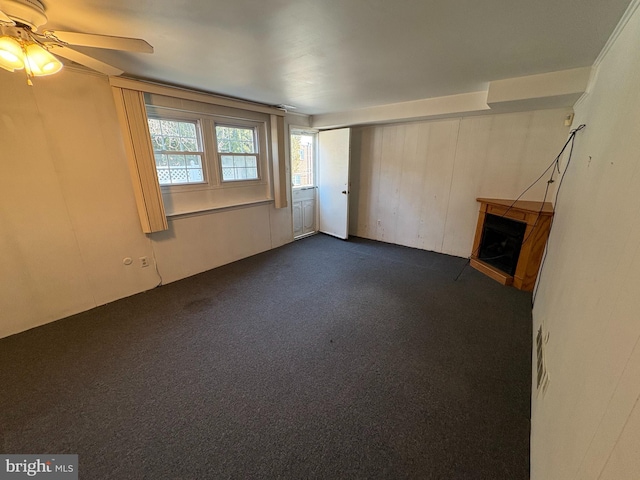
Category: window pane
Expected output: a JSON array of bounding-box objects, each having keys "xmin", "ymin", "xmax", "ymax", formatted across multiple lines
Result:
[
  {"xmin": 151, "ymin": 135, "xmax": 164, "ymax": 151},
  {"xmin": 163, "ymin": 136, "xmax": 178, "ymax": 151},
  {"xmin": 156, "ymin": 153, "xmax": 205, "ymax": 185},
  {"xmin": 155, "ymin": 153, "xmax": 168, "ymax": 168},
  {"xmin": 187, "ymin": 169, "xmax": 204, "ymax": 182},
  {"xmin": 148, "ymin": 118, "xmax": 201, "ymax": 153},
  {"xmin": 185, "ymin": 155, "xmax": 202, "ymax": 168},
  {"xmin": 169, "ymin": 154, "xmax": 186, "ymax": 167},
  {"xmin": 222, "ymin": 167, "xmax": 235, "ymax": 181},
  {"xmin": 157, "ymin": 169, "xmax": 171, "ymax": 185},
  {"xmin": 179, "ymin": 122, "xmax": 196, "ymax": 137},
  {"xmin": 245, "ymin": 157, "xmax": 258, "ymax": 178},
  {"xmin": 291, "ymin": 132, "xmax": 315, "ymax": 187},
  {"xmin": 160, "ymin": 120, "xmax": 179, "ymax": 137},
  {"xmin": 170, "ymin": 169, "xmax": 188, "ymax": 183},
  {"xmin": 215, "ymin": 125, "xmax": 256, "ymax": 153},
  {"xmin": 148, "ymin": 118, "xmax": 162, "ymax": 136},
  {"xmin": 221, "ymin": 155, "xmax": 259, "ymax": 182},
  {"xmin": 147, "ymin": 117, "xmax": 204, "ymax": 186},
  {"xmin": 180, "ymin": 137, "xmax": 198, "ymax": 151}
]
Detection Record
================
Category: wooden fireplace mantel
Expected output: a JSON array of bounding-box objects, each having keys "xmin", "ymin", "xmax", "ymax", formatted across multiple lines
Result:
[{"xmin": 470, "ymin": 198, "xmax": 554, "ymax": 291}]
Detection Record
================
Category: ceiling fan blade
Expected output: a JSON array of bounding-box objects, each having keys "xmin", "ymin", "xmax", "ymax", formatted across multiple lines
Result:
[
  {"xmin": 51, "ymin": 46, "xmax": 124, "ymax": 76},
  {"xmin": 48, "ymin": 31, "xmax": 153, "ymax": 53},
  {"xmin": 0, "ymin": 9, "xmax": 16, "ymax": 25}
]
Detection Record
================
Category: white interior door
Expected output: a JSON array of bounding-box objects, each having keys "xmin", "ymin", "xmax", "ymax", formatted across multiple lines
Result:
[{"xmin": 318, "ymin": 128, "xmax": 351, "ymax": 239}]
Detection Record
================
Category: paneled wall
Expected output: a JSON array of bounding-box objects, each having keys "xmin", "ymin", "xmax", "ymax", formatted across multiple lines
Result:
[
  {"xmin": 0, "ymin": 68, "xmax": 298, "ymax": 338},
  {"xmin": 531, "ymin": 3, "xmax": 640, "ymax": 479},
  {"xmin": 349, "ymin": 108, "xmax": 571, "ymax": 257}
]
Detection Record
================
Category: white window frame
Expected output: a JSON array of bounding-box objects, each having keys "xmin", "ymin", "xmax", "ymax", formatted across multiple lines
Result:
[
  {"xmin": 144, "ymin": 99, "xmax": 271, "ymax": 216},
  {"xmin": 147, "ymin": 111, "xmax": 208, "ymax": 187},
  {"xmin": 214, "ymin": 119, "xmax": 263, "ymax": 183},
  {"xmin": 110, "ymin": 77, "xmax": 288, "ymax": 228},
  {"xmin": 290, "ymin": 128, "xmax": 318, "ymax": 190}
]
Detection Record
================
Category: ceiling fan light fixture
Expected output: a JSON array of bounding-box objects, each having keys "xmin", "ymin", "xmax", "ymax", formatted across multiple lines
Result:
[
  {"xmin": 0, "ymin": 35, "xmax": 24, "ymax": 71},
  {"xmin": 0, "ymin": 0, "xmax": 47, "ymax": 31},
  {"xmin": 0, "ymin": 1, "xmax": 152, "ymax": 79},
  {"xmin": 23, "ymin": 42, "xmax": 61, "ymax": 76}
]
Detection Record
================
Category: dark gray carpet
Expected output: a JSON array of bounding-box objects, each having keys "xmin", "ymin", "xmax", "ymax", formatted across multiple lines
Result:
[{"xmin": 0, "ymin": 234, "xmax": 532, "ymax": 479}]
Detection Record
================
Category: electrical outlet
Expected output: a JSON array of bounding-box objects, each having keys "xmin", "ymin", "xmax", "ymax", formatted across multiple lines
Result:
[{"xmin": 140, "ymin": 256, "xmax": 150, "ymax": 268}]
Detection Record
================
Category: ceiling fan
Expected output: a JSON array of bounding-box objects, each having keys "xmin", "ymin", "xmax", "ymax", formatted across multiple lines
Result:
[{"xmin": 0, "ymin": 0, "xmax": 152, "ymax": 81}]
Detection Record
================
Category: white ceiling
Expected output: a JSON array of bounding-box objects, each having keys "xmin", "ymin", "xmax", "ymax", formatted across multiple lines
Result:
[{"xmin": 40, "ymin": 0, "xmax": 632, "ymax": 115}]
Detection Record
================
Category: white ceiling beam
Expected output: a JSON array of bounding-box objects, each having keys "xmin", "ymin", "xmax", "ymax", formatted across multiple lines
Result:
[
  {"xmin": 487, "ymin": 67, "xmax": 592, "ymax": 112},
  {"xmin": 311, "ymin": 67, "xmax": 593, "ymax": 129},
  {"xmin": 311, "ymin": 91, "xmax": 491, "ymax": 129}
]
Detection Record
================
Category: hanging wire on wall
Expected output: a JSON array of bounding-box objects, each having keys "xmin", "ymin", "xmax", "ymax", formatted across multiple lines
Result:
[{"xmin": 454, "ymin": 124, "xmax": 587, "ymax": 289}]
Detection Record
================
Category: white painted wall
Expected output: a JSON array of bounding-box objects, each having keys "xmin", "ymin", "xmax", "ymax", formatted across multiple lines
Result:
[
  {"xmin": 0, "ymin": 68, "xmax": 296, "ymax": 339},
  {"xmin": 349, "ymin": 108, "xmax": 571, "ymax": 257},
  {"xmin": 531, "ymin": 3, "xmax": 640, "ymax": 479}
]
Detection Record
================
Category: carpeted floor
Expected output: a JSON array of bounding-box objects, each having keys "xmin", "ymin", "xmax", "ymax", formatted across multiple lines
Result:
[{"xmin": 0, "ymin": 234, "xmax": 532, "ymax": 479}]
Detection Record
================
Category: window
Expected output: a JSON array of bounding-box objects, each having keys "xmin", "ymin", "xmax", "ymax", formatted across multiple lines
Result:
[
  {"xmin": 143, "ymin": 97, "xmax": 271, "ymax": 216},
  {"xmin": 110, "ymin": 78, "xmax": 288, "ymax": 227},
  {"xmin": 148, "ymin": 118, "xmax": 205, "ymax": 185},
  {"xmin": 290, "ymin": 130, "xmax": 316, "ymax": 188},
  {"xmin": 216, "ymin": 125, "xmax": 259, "ymax": 181}
]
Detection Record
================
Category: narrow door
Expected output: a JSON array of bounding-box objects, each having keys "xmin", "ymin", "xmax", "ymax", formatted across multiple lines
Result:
[
  {"xmin": 318, "ymin": 128, "xmax": 351, "ymax": 239},
  {"xmin": 291, "ymin": 129, "xmax": 318, "ymax": 239}
]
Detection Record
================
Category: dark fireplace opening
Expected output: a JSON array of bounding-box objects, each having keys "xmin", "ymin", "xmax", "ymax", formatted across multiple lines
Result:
[{"xmin": 478, "ymin": 214, "xmax": 527, "ymax": 276}]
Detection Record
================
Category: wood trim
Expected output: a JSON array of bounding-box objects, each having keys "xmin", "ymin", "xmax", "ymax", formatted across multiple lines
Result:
[
  {"xmin": 513, "ymin": 214, "xmax": 553, "ymax": 290},
  {"xmin": 470, "ymin": 258, "xmax": 514, "ymax": 286},
  {"xmin": 471, "ymin": 202, "xmax": 488, "ymax": 258},
  {"xmin": 476, "ymin": 197, "xmax": 554, "ymax": 215},
  {"xmin": 109, "ymin": 77, "xmax": 285, "ymax": 117},
  {"xmin": 471, "ymin": 198, "xmax": 553, "ymax": 292},
  {"xmin": 111, "ymin": 87, "xmax": 168, "ymax": 233},
  {"xmin": 271, "ymin": 114, "xmax": 288, "ymax": 209}
]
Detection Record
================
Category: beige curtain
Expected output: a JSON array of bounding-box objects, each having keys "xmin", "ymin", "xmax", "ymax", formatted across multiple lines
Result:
[{"xmin": 111, "ymin": 87, "xmax": 168, "ymax": 233}]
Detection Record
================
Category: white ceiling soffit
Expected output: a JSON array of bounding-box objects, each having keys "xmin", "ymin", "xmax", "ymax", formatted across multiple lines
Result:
[
  {"xmin": 36, "ymin": 0, "xmax": 633, "ymax": 115},
  {"xmin": 310, "ymin": 66, "xmax": 593, "ymax": 129},
  {"xmin": 311, "ymin": 67, "xmax": 591, "ymax": 129},
  {"xmin": 486, "ymin": 67, "xmax": 592, "ymax": 112},
  {"xmin": 311, "ymin": 91, "xmax": 491, "ymax": 129}
]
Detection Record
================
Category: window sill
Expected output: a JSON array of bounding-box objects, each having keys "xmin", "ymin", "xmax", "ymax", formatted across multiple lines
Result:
[{"xmin": 165, "ymin": 199, "xmax": 275, "ymax": 219}]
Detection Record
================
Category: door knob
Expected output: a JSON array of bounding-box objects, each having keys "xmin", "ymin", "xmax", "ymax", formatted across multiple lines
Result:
[{"xmin": 341, "ymin": 190, "xmax": 348, "ymax": 194}]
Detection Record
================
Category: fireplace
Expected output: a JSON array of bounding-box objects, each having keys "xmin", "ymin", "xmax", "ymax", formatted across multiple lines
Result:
[
  {"xmin": 478, "ymin": 214, "xmax": 527, "ymax": 276},
  {"xmin": 470, "ymin": 198, "xmax": 554, "ymax": 291}
]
